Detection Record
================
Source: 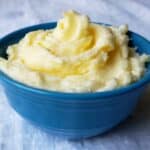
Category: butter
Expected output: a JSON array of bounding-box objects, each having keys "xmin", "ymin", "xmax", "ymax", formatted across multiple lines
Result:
[{"xmin": 0, "ymin": 10, "xmax": 149, "ymax": 92}]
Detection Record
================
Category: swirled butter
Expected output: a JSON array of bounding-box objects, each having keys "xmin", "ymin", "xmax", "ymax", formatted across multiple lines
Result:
[{"xmin": 0, "ymin": 10, "xmax": 149, "ymax": 92}]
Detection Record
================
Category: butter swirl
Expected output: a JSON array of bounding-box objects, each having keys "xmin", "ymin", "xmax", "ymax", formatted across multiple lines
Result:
[{"xmin": 0, "ymin": 10, "xmax": 149, "ymax": 92}]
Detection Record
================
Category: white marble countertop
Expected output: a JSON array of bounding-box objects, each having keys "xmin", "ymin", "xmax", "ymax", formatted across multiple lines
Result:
[{"xmin": 0, "ymin": 0, "xmax": 150, "ymax": 149}]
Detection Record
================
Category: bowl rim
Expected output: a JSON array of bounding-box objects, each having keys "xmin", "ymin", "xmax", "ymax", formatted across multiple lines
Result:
[{"xmin": 0, "ymin": 22, "xmax": 150, "ymax": 100}]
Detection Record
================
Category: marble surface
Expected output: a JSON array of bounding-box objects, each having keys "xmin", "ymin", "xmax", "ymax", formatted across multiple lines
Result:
[{"xmin": 0, "ymin": 0, "xmax": 150, "ymax": 149}]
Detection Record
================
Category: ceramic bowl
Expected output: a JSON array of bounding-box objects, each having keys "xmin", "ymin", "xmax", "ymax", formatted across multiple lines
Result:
[{"xmin": 0, "ymin": 22, "xmax": 150, "ymax": 139}]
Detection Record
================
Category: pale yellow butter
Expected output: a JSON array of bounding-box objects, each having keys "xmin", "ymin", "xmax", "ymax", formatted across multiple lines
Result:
[{"xmin": 0, "ymin": 10, "xmax": 149, "ymax": 92}]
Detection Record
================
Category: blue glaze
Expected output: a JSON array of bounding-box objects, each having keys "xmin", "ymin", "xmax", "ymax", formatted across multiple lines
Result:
[{"xmin": 0, "ymin": 22, "xmax": 150, "ymax": 139}]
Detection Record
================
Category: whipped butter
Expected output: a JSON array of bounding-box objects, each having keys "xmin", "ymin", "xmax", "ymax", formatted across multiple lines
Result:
[{"xmin": 0, "ymin": 11, "xmax": 149, "ymax": 92}]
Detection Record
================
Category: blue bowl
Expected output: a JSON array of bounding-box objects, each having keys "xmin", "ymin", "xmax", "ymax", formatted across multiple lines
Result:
[{"xmin": 0, "ymin": 22, "xmax": 150, "ymax": 139}]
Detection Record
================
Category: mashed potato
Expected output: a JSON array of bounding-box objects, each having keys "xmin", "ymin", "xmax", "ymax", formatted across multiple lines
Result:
[{"xmin": 0, "ymin": 10, "xmax": 149, "ymax": 92}]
